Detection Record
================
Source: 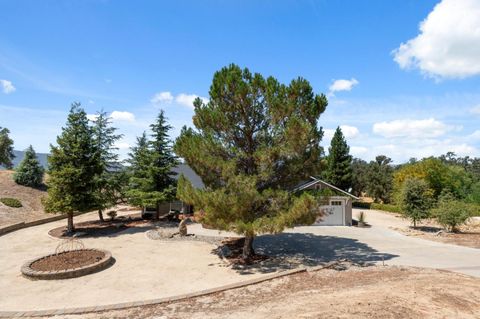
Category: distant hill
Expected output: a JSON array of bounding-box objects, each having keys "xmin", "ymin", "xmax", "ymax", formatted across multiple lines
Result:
[{"xmin": 0, "ymin": 150, "xmax": 49, "ymax": 170}]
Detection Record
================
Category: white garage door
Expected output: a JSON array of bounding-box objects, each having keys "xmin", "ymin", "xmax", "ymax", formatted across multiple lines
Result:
[{"xmin": 314, "ymin": 199, "xmax": 345, "ymax": 226}]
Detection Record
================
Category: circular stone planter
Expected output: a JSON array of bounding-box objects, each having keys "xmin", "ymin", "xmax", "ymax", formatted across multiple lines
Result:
[{"xmin": 21, "ymin": 249, "xmax": 113, "ymax": 280}]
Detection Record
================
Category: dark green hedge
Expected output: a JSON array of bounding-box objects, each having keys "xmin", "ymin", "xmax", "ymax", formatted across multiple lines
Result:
[
  {"xmin": 353, "ymin": 201, "xmax": 402, "ymax": 213},
  {"xmin": 352, "ymin": 201, "xmax": 371, "ymax": 209},
  {"xmin": 0, "ymin": 197, "xmax": 22, "ymax": 208}
]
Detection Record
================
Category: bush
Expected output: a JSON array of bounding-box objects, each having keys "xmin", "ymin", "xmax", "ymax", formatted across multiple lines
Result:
[
  {"xmin": 371, "ymin": 203, "xmax": 402, "ymax": 213},
  {"xmin": 353, "ymin": 201, "xmax": 371, "ymax": 209},
  {"xmin": 13, "ymin": 145, "xmax": 44, "ymax": 187},
  {"xmin": 399, "ymin": 178, "xmax": 433, "ymax": 228},
  {"xmin": 0, "ymin": 197, "xmax": 22, "ymax": 208},
  {"xmin": 107, "ymin": 210, "xmax": 117, "ymax": 221},
  {"xmin": 431, "ymin": 193, "xmax": 477, "ymax": 232}
]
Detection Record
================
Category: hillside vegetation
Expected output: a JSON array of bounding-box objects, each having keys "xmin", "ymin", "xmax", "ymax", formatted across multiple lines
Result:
[{"xmin": 0, "ymin": 170, "xmax": 48, "ymax": 226}]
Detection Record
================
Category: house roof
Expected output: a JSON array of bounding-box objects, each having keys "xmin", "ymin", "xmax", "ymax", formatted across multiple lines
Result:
[
  {"xmin": 171, "ymin": 164, "xmax": 205, "ymax": 189},
  {"xmin": 293, "ymin": 176, "xmax": 359, "ymax": 200}
]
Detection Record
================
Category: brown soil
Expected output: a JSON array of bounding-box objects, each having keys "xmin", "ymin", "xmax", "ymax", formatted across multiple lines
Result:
[
  {"xmin": 392, "ymin": 221, "xmax": 480, "ymax": 249},
  {"xmin": 220, "ymin": 237, "xmax": 269, "ymax": 265},
  {"xmin": 48, "ymin": 214, "xmax": 153, "ymax": 238},
  {"xmin": 0, "ymin": 170, "xmax": 48, "ymax": 226},
  {"xmin": 27, "ymin": 266, "xmax": 480, "ymax": 319},
  {"xmin": 30, "ymin": 250, "xmax": 105, "ymax": 272}
]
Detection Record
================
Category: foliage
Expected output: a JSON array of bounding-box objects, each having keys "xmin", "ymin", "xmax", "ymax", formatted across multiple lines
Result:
[
  {"xmin": 394, "ymin": 157, "xmax": 472, "ymax": 200},
  {"xmin": 126, "ymin": 111, "xmax": 178, "ymax": 218},
  {"xmin": 399, "ymin": 178, "xmax": 433, "ymax": 227},
  {"xmin": 174, "ymin": 64, "xmax": 327, "ymax": 259},
  {"xmin": 42, "ymin": 103, "xmax": 102, "ymax": 232},
  {"xmin": 366, "ymin": 155, "xmax": 394, "ymax": 203},
  {"xmin": 352, "ymin": 201, "xmax": 371, "ymax": 209},
  {"xmin": 13, "ymin": 145, "xmax": 44, "ymax": 187},
  {"xmin": 0, "ymin": 197, "xmax": 22, "ymax": 208},
  {"xmin": 324, "ymin": 127, "xmax": 352, "ymax": 191},
  {"xmin": 431, "ymin": 192, "xmax": 478, "ymax": 232},
  {"xmin": 371, "ymin": 203, "xmax": 402, "ymax": 213},
  {"xmin": 0, "ymin": 127, "xmax": 15, "ymax": 169},
  {"xmin": 351, "ymin": 158, "xmax": 369, "ymax": 197},
  {"xmin": 90, "ymin": 111, "xmax": 125, "ymax": 221}
]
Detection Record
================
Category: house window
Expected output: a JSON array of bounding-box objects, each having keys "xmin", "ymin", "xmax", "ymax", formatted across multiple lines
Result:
[{"xmin": 331, "ymin": 200, "xmax": 343, "ymax": 206}]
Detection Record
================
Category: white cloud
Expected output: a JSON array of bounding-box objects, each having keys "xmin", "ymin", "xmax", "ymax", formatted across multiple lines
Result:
[
  {"xmin": 328, "ymin": 78, "xmax": 358, "ymax": 96},
  {"xmin": 87, "ymin": 114, "xmax": 98, "ymax": 121},
  {"xmin": 373, "ymin": 118, "xmax": 452, "ymax": 138},
  {"xmin": 351, "ymin": 146, "xmax": 368, "ymax": 156},
  {"xmin": 340, "ymin": 125, "xmax": 359, "ymax": 139},
  {"xmin": 469, "ymin": 130, "xmax": 480, "ymax": 140},
  {"xmin": 114, "ymin": 141, "xmax": 131, "ymax": 150},
  {"xmin": 151, "ymin": 91, "xmax": 174, "ymax": 105},
  {"xmin": 0, "ymin": 79, "xmax": 15, "ymax": 94},
  {"xmin": 393, "ymin": 0, "xmax": 480, "ymax": 79},
  {"xmin": 175, "ymin": 93, "xmax": 208, "ymax": 108},
  {"xmin": 110, "ymin": 111, "xmax": 135, "ymax": 122},
  {"xmin": 470, "ymin": 105, "xmax": 480, "ymax": 115}
]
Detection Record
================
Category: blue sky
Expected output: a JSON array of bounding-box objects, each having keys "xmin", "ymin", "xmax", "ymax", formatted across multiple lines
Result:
[{"xmin": 1, "ymin": 0, "xmax": 479, "ymax": 163}]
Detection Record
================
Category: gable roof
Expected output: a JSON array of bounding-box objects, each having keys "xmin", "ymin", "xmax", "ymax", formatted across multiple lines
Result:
[
  {"xmin": 171, "ymin": 164, "xmax": 205, "ymax": 189},
  {"xmin": 293, "ymin": 176, "xmax": 359, "ymax": 200}
]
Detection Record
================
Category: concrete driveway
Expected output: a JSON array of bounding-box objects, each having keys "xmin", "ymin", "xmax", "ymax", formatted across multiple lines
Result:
[{"xmin": 234, "ymin": 209, "xmax": 480, "ymax": 277}]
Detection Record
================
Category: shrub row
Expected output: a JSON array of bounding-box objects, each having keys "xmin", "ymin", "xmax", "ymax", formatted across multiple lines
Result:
[
  {"xmin": 0, "ymin": 197, "xmax": 22, "ymax": 208},
  {"xmin": 352, "ymin": 201, "xmax": 402, "ymax": 213}
]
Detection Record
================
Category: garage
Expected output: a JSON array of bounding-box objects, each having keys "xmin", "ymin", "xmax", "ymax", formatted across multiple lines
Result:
[{"xmin": 294, "ymin": 177, "xmax": 358, "ymax": 226}]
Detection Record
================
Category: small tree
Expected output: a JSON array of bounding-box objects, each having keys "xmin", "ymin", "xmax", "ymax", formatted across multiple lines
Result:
[
  {"xmin": 91, "ymin": 111, "xmax": 124, "ymax": 222},
  {"xmin": 431, "ymin": 192, "xmax": 476, "ymax": 232},
  {"xmin": 367, "ymin": 155, "xmax": 393, "ymax": 203},
  {"xmin": 174, "ymin": 64, "xmax": 326, "ymax": 260},
  {"xmin": 324, "ymin": 127, "xmax": 352, "ymax": 191},
  {"xmin": 13, "ymin": 145, "xmax": 44, "ymax": 187},
  {"xmin": 400, "ymin": 178, "xmax": 433, "ymax": 228},
  {"xmin": 126, "ymin": 111, "xmax": 178, "ymax": 219},
  {"xmin": 43, "ymin": 103, "xmax": 101, "ymax": 233},
  {"xmin": 0, "ymin": 127, "xmax": 15, "ymax": 169}
]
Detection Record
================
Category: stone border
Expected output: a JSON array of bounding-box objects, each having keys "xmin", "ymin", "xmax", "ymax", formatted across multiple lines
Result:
[
  {"xmin": 0, "ymin": 267, "xmax": 307, "ymax": 318},
  {"xmin": 21, "ymin": 249, "xmax": 113, "ymax": 280},
  {"xmin": 0, "ymin": 212, "xmax": 86, "ymax": 237}
]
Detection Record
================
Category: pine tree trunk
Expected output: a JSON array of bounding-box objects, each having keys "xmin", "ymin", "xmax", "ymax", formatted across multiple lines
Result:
[
  {"xmin": 98, "ymin": 209, "xmax": 104, "ymax": 222},
  {"xmin": 242, "ymin": 234, "xmax": 255, "ymax": 261},
  {"xmin": 67, "ymin": 212, "xmax": 75, "ymax": 234},
  {"xmin": 155, "ymin": 202, "xmax": 160, "ymax": 220},
  {"xmin": 413, "ymin": 218, "xmax": 416, "ymax": 228}
]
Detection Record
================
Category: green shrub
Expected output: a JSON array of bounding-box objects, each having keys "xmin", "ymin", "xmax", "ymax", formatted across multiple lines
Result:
[
  {"xmin": 13, "ymin": 145, "xmax": 44, "ymax": 187},
  {"xmin": 431, "ymin": 193, "xmax": 478, "ymax": 232},
  {"xmin": 353, "ymin": 201, "xmax": 371, "ymax": 209},
  {"xmin": 0, "ymin": 197, "xmax": 22, "ymax": 208},
  {"xmin": 371, "ymin": 203, "xmax": 402, "ymax": 213}
]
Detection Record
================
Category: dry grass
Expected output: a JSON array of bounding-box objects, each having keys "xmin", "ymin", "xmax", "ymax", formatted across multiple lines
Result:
[
  {"xmin": 0, "ymin": 170, "xmax": 48, "ymax": 226},
  {"xmin": 27, "ymin": 265, "xmax": 480, "ymax": 319}
]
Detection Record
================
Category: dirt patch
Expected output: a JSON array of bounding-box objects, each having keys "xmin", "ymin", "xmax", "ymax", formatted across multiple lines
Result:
[
  {"xmin": 0, "ymin": 170, "xmax": 48, "ymax": 226},
  {"xmin": 31, "ymin": 250, "xmax": 105, "ymax": 272},
  {"xmin": 28, "ymin": 266, "xmax": 480, "ymax": 319},
  {"xmin": 392, "ymin": 221, "xmax": 480, "ymax": 249},
  {"xmin": 48, "ymin": 214, "xmax": 155, "ymax": 238}
]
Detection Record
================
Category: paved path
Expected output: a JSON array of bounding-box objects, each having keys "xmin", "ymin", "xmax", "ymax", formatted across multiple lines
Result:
[{"xmin": 1, "ymin": 208, "xmax": 480, "ymax": 313}]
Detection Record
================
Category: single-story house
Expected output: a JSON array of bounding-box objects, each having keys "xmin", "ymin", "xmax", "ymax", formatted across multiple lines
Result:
[
  {"xmin": 154, "ymin": 165, "xmax": 358, "ymax": 226},
  {"xmin": 293, "ymin": 176, "xmax": 359, "ymax": 226}
]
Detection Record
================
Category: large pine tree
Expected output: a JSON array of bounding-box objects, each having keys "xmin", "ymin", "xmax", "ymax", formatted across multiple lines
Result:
[
  {"xmin": 43, "ymin": 103, "xmax": 101, "ymax": 233},
  {"xmin": 0, "ymin": 127, "xmax": 15, "ymax": 169},
  {"xmin": 174, "ymin": 64, "xmax": 327, "ymax": 260},
  {"xmin": 13, "ymin": 145, "xmax": 44, "ymax": 187},
  {"xmin": 127, "ymin": 111, "xmax": 178, "ymax": 219},
  {"xmin": 324, "ymin": 127, "xmax": 352, "ymax": 191},
  {"xmin": 91, "ymin": 111, "xmax": 124, "ymax": 222}
]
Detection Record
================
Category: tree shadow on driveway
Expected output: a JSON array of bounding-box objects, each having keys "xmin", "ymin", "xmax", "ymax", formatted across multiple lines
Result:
[{"xmin": 231, "ymin": 232, "xmax": 398, "ymax": 275}]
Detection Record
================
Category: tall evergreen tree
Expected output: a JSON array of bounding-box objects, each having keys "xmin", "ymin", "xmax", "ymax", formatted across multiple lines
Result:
[
  {"xmin": 126, "ymin": 111, "xmax": 178, "ymax": 219},
  {"xmin": 43, "ymin": 103, "xmax": 101, "ymax": 233},
  {"xmin": 91, "ymin": 111, "xmax": 124, "ymax": 222},
  {"xmin": 324, "ymin": 127, "xmax": 352, "ymax": 191},
  {"xmin": 174, "ymin": 64, "xmax": 327, "ymax": 260},
  {"xmin": 13, "ymin": 145, "xmax": 44, "ymax": 187},
  {"xmin": 0, "ymin": 127, "xmax": 15, "ymax": 169}
]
